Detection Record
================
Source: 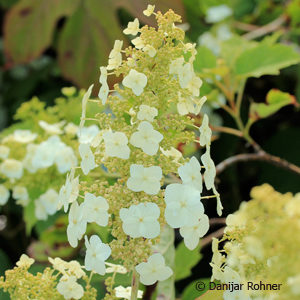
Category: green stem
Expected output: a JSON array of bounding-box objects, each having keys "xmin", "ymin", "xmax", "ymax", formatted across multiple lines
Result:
[{"xmin": 130, "ymin": 269, "xmax": 140, "ymax": 300}]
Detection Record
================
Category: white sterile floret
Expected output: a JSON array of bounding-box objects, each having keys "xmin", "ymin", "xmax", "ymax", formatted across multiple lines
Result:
[
  {"xmin": 143, "ymin": 4, "xmax": 155, "ymax": 16},
  {"xmin": 120, "ymin": 202, "xmax": 160, "ymax": 238},
  {"xmin": 105, "ymin": 262, "xmax": 127, "ymax": 274},
  {"xmin": 79, "ymin": 143, "xmax": 96, "ymax": 175},
  {"xmin": 82, "ymin": 193, "xmax": 109, "ymax": 226},
  {"xmin": 127, "ymin": 164, "xmax": 162, "ymax": 195},
  {"xmin": 64, "ymin": 123, "xmax": 79, "ymax": 136},
  {"xmin": 0, "ymin": 185, "xmax": 9, "ymax": 205},
  {"xmin": 56, "ymin": 276, "xmax": 84, "ymax": 300},
  {"xmin": 130, "ymin": 121, "xmax": 163, "ymax": 155},
  {"xmin": 131, "ymin": 37, "xmax": 145, "ymax": 49},
  {"xmin": 98, "ymin": 81, "xmax": 109, "ymax": 105},
  {"xmin": 16, "ymin": 254, "xmax": 34, "ymax": 268},
  {"xmin": 114, "ymin": 286, "xmax": 143, "ymax": 299},
  {"xmin": 143, "ymin": 45, "xmax": 156, "ymax": 57},
  {"xmin": 179, "ymin": 214, "xmax": 209, "ymax": 250},
  {"xmin": 12, "ymin": 186, "xmax": 29, "ymax": 206},
  {"xmin": 0, "ymin": 145, "xmax": 10, "ymax": 159},
  {"xmin": 135, "ymin": 253, "xmax": 173, "ymax": 285},
  {"xmin": 107, "ymin": 40, "xmax": 123, "ymax": 70},
  {"xmin": 39, "ymin": 189, "xmax": 59, "ymax": 215},
  {"xmin": 99, "ymin": 66, "xmax": 107, "ymax": 84},
  {"xmin": 137, "ymin": 105, "xmax": 158, "ymax": 122},
  {"xmin": 35, "ymin": 199, "xmax": 47, "ymax": 220},
  {"xmin": 169, "ymin": 57, "xmax": 184, "ymax": 75},
  {"xmin": 12, "ymin": 129, "xmax": 37, "ymax": 143},
  {"xmin": 103, "ymin": 131, "xmax": 130, "ymax": 159},
  {"xmin": 123, "ymin": 18, "xmax": 140, "ymax": 36},
  {"xmin": 79, "ymin": 84, "xmax": 94, "ymax": 129},
  {"xmin": 67, "ymin": 201, "xmax": 87, "ymax": 248},
  {"xmin": 187, "ymin": 76, "xmax": 202, "ymax": 97},
  {"xmin": 55, "ymin": 146, "xmax": 78, "ymax": 174},
  {"xmin": 0, "ymin": 159, "xmax": 23, "ymax": 179},
  {"xmin": 84, "ymin": 235, "xmax": 111, "ymax": 275},
  {"xmin": 22, "ymin": 144, "xmax": 38, "ymax": 173},
  {"xmin": 122, "ymin": 69, "xmax": 147, "ymax": 96},
  {"xmin": 178, "ymin": 63, "xmax": 194, "ymax": 88},
  {"xmin": 58, "ymin": 171, "xmax": 79, "ymax": 212},
  {"xmin": 77, "ymin": 125, "xmax": 100, "ymax": 144},
  {"xmin": 201, "ymin": 148, "xmax": 216, "ymax": 190},
  {"xmin": 160, "ymin": 147, "xmax": 182, "ymax": 162},
  {"xmin": 39, "ymin": 120, "xmax": 64, "ymax": 135},
  {"xmin": 164, "ymin": 183, "xmax": 204, "ymax": 228},
  {"xmin": 31, "ymin": 136, "xmax": 64, "ymax": 169},
  {"xmin": 178, "ymin": 156, "xmax": 202, "ymax": 192},
  {"xmin": 199, "ymin": 114, "xmax": 212, "ymax": 147},
  {"xmin": 213, "ymin": 185, "xmax": 223, "ymax": 216},
  {"xmin": 205, "ymin": 5, "xmax": 232, "ymax": 23},
  {"xmin": 193, "ymin": 96, "xmax": 207, "ymax": 115},
  {"xmin": 177, "ymin": 92, "xmax": 199, "ymax": 116}
]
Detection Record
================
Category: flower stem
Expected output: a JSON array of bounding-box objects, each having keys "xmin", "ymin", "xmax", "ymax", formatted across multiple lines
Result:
[{"xmin": 130, "ymin": 269, "xmax": 140, "ymax": 300}]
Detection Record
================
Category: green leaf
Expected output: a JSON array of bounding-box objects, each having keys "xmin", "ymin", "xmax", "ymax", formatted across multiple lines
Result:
[
  {"xmin": 181, "ymin": 278, "xmax": 211, "ymax": 300},
  {"xmin": 57, "ymin": 0, "xmax": 124, "ymax": 89},
  {"xmin": 198, "ymin": 289, "xmax": 223, "ymax": 299},
  {"xmin": 4, "ymin": 0, "xmax": 80, "ymax": 64},
  {"xmin": 153, "ymin": 225, "xmax": 175, "ymax": 300},
  {"xmin": 24, "ymin": 200, "xmax": 37, "ymax": 235},
  {"xmin": 250, "ymin": 89, "xmax": 297, "ymax": 120},
  {"xmin": 234, "ymin": 44, "xmax": 300, "ymax": 78},
  {"xmin": 175, "ymin": 241, "xmax": 202, "ymax": 281},
  {"xmin": 194, "ymin": 46, "xmax": 217, "ymax": 72}
]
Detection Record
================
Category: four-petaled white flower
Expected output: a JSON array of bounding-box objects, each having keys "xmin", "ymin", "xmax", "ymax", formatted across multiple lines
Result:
[
  {"xmin": 67, "ymin": 201, "xmax": 87, "ymax": 248},
  {"xmin": 0, "ymin": 185, "xmax": 9, "ymax": 205},
  {"xmin": 99, "ymin": 66, "xmax": 107, "ymax": 84},
  {"xmin": 0, "ymin": 159, "xmax": 23, "ymax": 179},
  {"xmin": 205, "ymin": 5, "xmax": 232, "ymax": 23},
  {"xmin": 103, "ymin": 131, "xmax": 130, "ymax": 159},
  {"xmin": 137, "ymin": 105, "xmax": 158, "ymax": 122},
  {"xmin": 164, "ymin": 183, "xmax": 204, "ymax": 228},
  {"xmin": 143, "ymin": 45, "xmax": 156, "ymax": 57},
  {"xmin": 131, "ymin": 37, "xmax": 145, "ymax": 49},
  {"xmin": 123, "ymin": 18, "xmax": 140, "ymax": 36},
  {"xmin": 179, "ymin": 214, "xmax": 209, "ymax": 250},
  {"xmin": 201, "ymin": 148, "xmax": 216, "ymax": 190},
  {"xmin": 0, "ymin": 145, "xmax": 10, "ymax": 159},
  {"xmin": 143, "ymin": 4, "xmax": 155, "ymax": 17},
  {"xmin": 120, "ymin": 202, "xmax": 160, "ymax": 238},
  {"xmin": 84, "ymin": 235, "xmax": 111, "ymax": 275},
  {"xmin": 122, "ymin": 69, "xmax": 147, "ymax": 96},
  {"xmin": 39, "ymin": 120, "xmax": 64, "ymax": 135},
  {"xmin": 82, "ymin": 193, "xmax": 109, "ymax": 226},
  {"xmin": 39, "ymin": 189, "xmax": 59, "ymax": 215},
  {"xmin": 199, "ymin": 114, "xmax": 212, "ymax": 147},
  {"xmin": 16, "ymin": 254, "xmax": 34, "ymax": 268},
  {"xmin": 187, "ymin": 76, "xmax": 202, "ymax": 96},
  {"xmin": 35, "ymin": 199, "xmax": 47, "ymax": 220},
  {"xmin": 55, "ymin": 145, "xmax": 77, "ymax": 174},
  {"xmin": 114, "ymin": 285, "xmax": 143, "ymax": 299},
  {"xmin": 127, "ymin": 164, "xmax": 162, "ymax": 195},
  {"xmin": 107, "ymin": 40, "xmax": 123, "ymax": 70},
  {"xmin": 98, "ymin": 81, "xmax": 109, "ymax": 105},
  {"xmin": 77, "ymin": 125, "xmax": 100, "ymax": 144},
  {"xmin": 178, "ymin": 63, "xmax": 193, "ymax": 88},
  {"xmin": 12, "ymin": 186, "xmax": 29, "ymax": 206},
  {"xmin": 177, "ymin": 92, "xmax": 197, "ymax": 116},
  {"xmin": 12, "ymin": 129, "xmax": 37, "ymax": 143},
  {"xmin": 130, "ymin": 121, "xmax": 163, "ymax": 155},
  {"xmin": 56, "ymin": 276, "xmax": 84, "ymax": 300},
  {"xmin": 169, "ymin": 57, "xmax": 184, "ymax": 75},
  {"xmin": 135, "ymin": 253, "xmax": 173, "ymax": 285},
  {"xmin": 64, "ymin": 123, "xmax": 79, "ymax": 136},
  {"xmin": 58, "ymin": 170, "xmax": 79, "ymax": 212},
  {"xmin": 79, "ymin": 84, "xmax": 94, "ymax": 129},
  {"xmin": 79, "ymin": 143, "xmax": 96, "ymax": 175},
  {"xmin": 178, "ymin": 156, "xmax": 203, "ymax": 193}
]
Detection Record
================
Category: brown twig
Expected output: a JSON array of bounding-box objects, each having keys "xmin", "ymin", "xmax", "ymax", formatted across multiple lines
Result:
[
  {"xmin": 216, "ymin": 151, "xmax": 300, "ymax": 176},
  {"xmin": 209, "ymin": 218, "xmax": 226, "ymax": 226},
  {"xmin": 233, "ymin": 21, "xmax": 259, "ymax": 32},
  {"xmin": 201, "ymin": 227, "xmax": 225, "ymax": 248},
  {"xmin": 211, "ymin": 126, "xmax": 243, "ymax": 138},
  {"xmin": 242, "ymin": 15, "xmax": 287, "ymax": 40}
]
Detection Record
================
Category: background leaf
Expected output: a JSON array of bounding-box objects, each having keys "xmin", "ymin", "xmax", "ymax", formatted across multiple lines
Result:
[
  {"xmin": 234, "ymin": 44, "xmax": 300, "ymax": 78},
  {"xmin": 4, "ymin": 0, "xmax": 80, "ymax": 64},
  {"xmin": 175, "ymin": 241, "xmax": 202, "ymax": 281}
]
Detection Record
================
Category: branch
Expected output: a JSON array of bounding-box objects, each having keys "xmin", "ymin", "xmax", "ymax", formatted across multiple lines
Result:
[
  {"xmin": 242, "ymin": 15, "xmax": 287, "ymax": 40},
  {"xmin": 201, "ymin": 227, "xmax": 225, "ymax": 248},
  {"xmin": 216, "ymin": 151, "xmax": 300, "ymax": 176}
]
